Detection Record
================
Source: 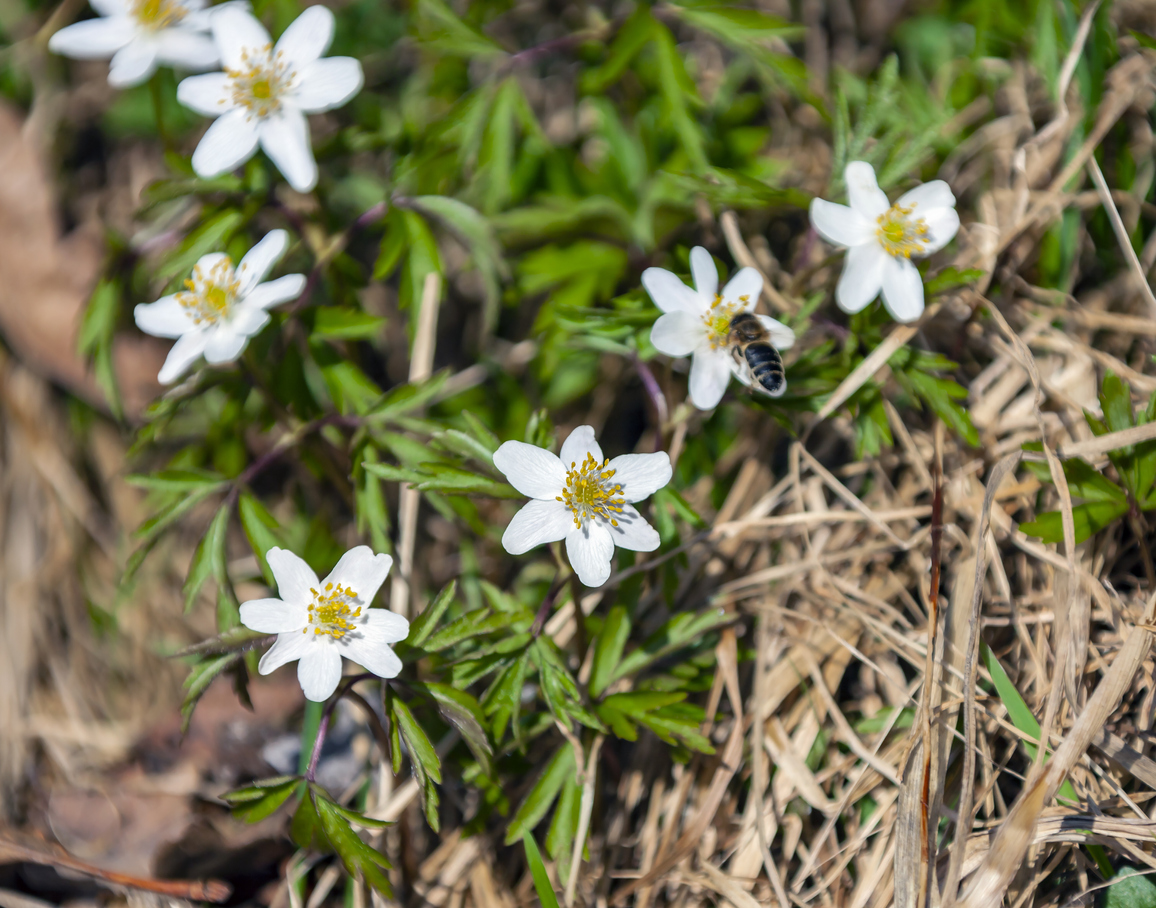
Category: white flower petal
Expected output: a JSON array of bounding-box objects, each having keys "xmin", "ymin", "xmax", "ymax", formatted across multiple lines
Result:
[
  {"xmin": 502, "ymin": 499, "xmax": 573, "ymax": 555},
  {"xmin": 229, "ymin": 305, "xmax": 270, "ymax": 337},
  {"xmin": 880, "ymin": 256, "xmax": 925, "ymax": 322},
  {"xmin": 274, "ymin": 4, "xmax": 333, "ymax": 68},
  {"xmin": 721, "ymin": 266, "xmax": 762, "ymax": 311},
  {"xmin": 211, "ymin": 5, "xmax": 270, "ymax": 71},
  {"xmin": 897, "ymin": 180, "xmax": 955, "ymax": 212},
  {"xmin": 756, "ymin": 315, "xmax": 795, "ymax": 350},
  {"xmin": 606, "ymin": 505, "xmax": 660, "ymax": 552},
  {"xmin": 689, "ymin": 246, "xmax": 718, "ymax": 300},
  {"xmin": 345, "ymin": 630, "xmax": 402, "ymax": 680},
  {"xmin": 258, "ymin": 630, "xmax": 312, "ymax": 675},
  {"xmin": 191, "ymin": 107, "xmax": 259, "ymax": 178},
  {"xmin": 108, "ymin": 39, "xmax": 159, "ymax": 86},
  {"xmin": 48, "ymin": 17, "xmax": 134, "ymax": 58},
  {"xmin": 297, "ymin": 645, "xmax": 343, "ymax": 701},
  {"xmin": 566, "ymin": 523, "xmax": 614, "ymax": 588},
  {"xmin": 290, "ymin": 57, "xmax": 362, "ymax": 113},
  {"xmin": 258, "ymin": 110, "xmax": 317, "ymax": 192},
  {"xmin": 240, "ymin": 597, "xmax": 307, "ymax": 633},
  {"xmin": 918, "ymin": 207, "xmax": 960, "ymax": 256},
  {"xmin": 267, "ymin": 547, "xmax": 320, "ymax": 605},
  {"xmin": 158, "ymin": 330, "xmax": 208, "ymax": 383},
  {"xmin": 236, "ymin": 229, "xmax": 288, "ymax": 296},
  {"xmin": 688, "ymin": 348, "xmax": 732, "ymax": 410},
  {"xmin": 244, "ymin": 274, "xmax": 306, "ymax": 310},
  {"xmin": 91, "ymin": 0, "xmax": 128, "ymax": 17},
  {"xmin": 177, "ymin": 71, "xmax": 235, "ymax": 116},
  {"xmin": 154, "ymin": 29, "xmax": 219, "ymax": 70},
  {"xmin": 809, "ymin": 198, "xmax": 874, "ymax": 248},
  {"xmin": 361, "ymin": 607, "xmax": 410, "ymax": 644},
  {"xmin": 203, "ymin": 326, "xmax": 249, "ymax": 364},
  {"xmin": 559, "ymin": 425, "xmax": 603, "ymax": 469},
  {"xmin": 492, "ymin": 440, "xmax": 565, "ymax": 499},
  {"xmin": 845, "ymin": 161, "xmax": 889, "ymax": 218},
  {"xmin": 135, "ymin": 295, "xmax": 191, "ymax": 338},
  {"xmin": 650, "ymin": 311, "xmax": 703, "ymax": 358},
  {"xmin": 606, "ymin": 452, "xmax": 671, "ymax": 502},
  {"xmin": 641, "ymin": 267, "xmax": 703, "ymax": 315},
  {"xmin": 835, "ymin": 243, "xmax": 887, "ymax": 314},
  {"xmin": 193, "ymin": 251, "xmax": 231, "ymax": 273},
  {"xmin": 325, "ymin": 546, "xmax": 392, "ymax": 605}
]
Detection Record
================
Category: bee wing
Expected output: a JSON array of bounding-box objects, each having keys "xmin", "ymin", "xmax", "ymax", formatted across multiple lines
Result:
[{"xmin": 756, "ymin": 315, "xmax": 795, "ymax": 351}]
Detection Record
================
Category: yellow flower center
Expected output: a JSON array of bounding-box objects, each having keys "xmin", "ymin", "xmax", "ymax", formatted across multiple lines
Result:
[
  {"xmin": 304, "ymin": 582, "xmax": 362, "ymax": 639},
  {"xmin": 177, "ymin": 258, "xmax": 240, "ymax": 326},
  {"xmin": 875, "ymin": 203, "xmax": 930, "ymax": 258},
  {"xmin": 557, "ymin": 453, "xmax": 626, "ymax": 529},
  {"xmin": 701, "ymin": 294, "xmax": 746, "ymax": 350},
  {"xmin": 131, "ymin": 0, "xmax": 185, "ymax": 29},
  {"xmin": 226, "ymin": 46, "xmax": 295, "ymax": 119}
]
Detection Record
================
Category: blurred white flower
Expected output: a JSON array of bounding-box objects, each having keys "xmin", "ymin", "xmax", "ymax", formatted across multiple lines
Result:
[
  {"xmin": 809, "ymin": 161, "xmax": 960, "ymax": 323},
  {"xmin": 493, "ymin": 426, "xmax": 671, "ymax": 588},
  {"xmin": 177, "ymin": 4, "xmax": 363, "ymax": 192},
  {"xmin": 240, "ymin": 546, "xmax": 409, "ymax": 702},
  {"xmin": 48, "ymin": 0, "xmax": 221, "ymax": 88},
  {"xmin": 133, "ymin": 228, "xmax": 304, "ymax": 383},
  {"xmin": 643, "ymin": 247, "xmax": 795, "ymax": 410}
]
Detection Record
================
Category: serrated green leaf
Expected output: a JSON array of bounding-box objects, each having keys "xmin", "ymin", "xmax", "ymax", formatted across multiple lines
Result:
[
  {"xmin": 312, "ymin": 308, "xmax": 387, "ymax": 341},
  {"xmin": 505, "ymin": 744, "xmax": 576, "ymax": 844},
  {"xmin": 238, "ymin": 494, "xmax": 284, "ymax": 587},
  {"xmin": 590, "ymin": 605, "xmax": 630, "ymax": 699},
  {"xmin": 612, "ymin": 608, "xmax": 732, "ymax": 682},
  {"xmin": 312, "ymin": 787, "xmax": 394, "ymax": 895},
  {"xmin": 1018, "ymin": 500, "xmax": 1128, "ymax": 544},
  {"xmin": 224, "ymin": 776, "xmax": 301, "ymax": 822},
  {"xmin": 408, "ymin": 580, "xmax": 457, "ymax": 648},
  {"xmin": 174, "ymin": 625, "xmax": 271, "ymax": 657},
  {"xmin": 483, "ymin": 648, "xmax": 530, "ymax": 741},
  {"xmin": 180, "ymin": 652, "xmax": 241, "ymax": 732},
  {"xmin": 392, "ymin": 694, "xmax": 442, "ymax": 784},
  {"xmin": 184, "ymin": 504, "xmax": 230, "ymax": 612},
  {"xmin": 411, "ymin": 681, "xmax": 493, "ymax": 777}
]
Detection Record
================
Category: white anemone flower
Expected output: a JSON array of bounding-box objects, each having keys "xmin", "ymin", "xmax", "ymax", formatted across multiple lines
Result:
[
  {"xmin": 809, "ymin": 161, "xmax": 960, "ymax": 323},
  {"xmin": 643, "ymin": 247, "xmax": 796, "ymax": 410},
  {"xmin": 134, "ymin": 228, "xmax": 304, "ymax": 383},
  {"xmin": 493, "ymin": 426, "xmax": 672, "ymax": 588},
  {"xmin": 239, "ymin": 546, "xmax": 409, "ymax": 702},
  {"xmin": 48, "ymin": 0, "xmax": 221, "ymax": 88},
  {"xmin": 176, "ymin": 4, "xmax": 364, "ymax": 192}
]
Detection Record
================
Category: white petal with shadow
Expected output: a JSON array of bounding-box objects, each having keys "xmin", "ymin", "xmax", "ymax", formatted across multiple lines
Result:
[
  {"xmin": 191, "ymin": 108, "xmax": 259, "ymax": 178},
  {"xmin": 650, "ymin": 311, "xmax": 703, "ymax": 358},
  {"xmin": 835, "ymin": 243, "xmax": 887, "ymax": 314},
  {"xmin": 880, "ymin": 256, "xmax": 925, "ymax": 322},
  {"xmin": 325, "ymin": 546, "xmax": 392, "ymax": 605},
  {"xmin": 297, "ymin": 645, "xmax": 343, "ymax": 701},
  {"xmin": 641, "ymin": 267, "xmax": 703, "ymax": 314},
  {"xmin": 606, "ymin": 505, "xmax": 660, "ymax": 552},
  {"xmin": 721, "ymin": 267, "xmax": 762, "ymax": 311},
  {"xmin": 689, "ymin": 246, "xmax": 718, "ymax": 300},
  {"xmin": 845, "ymin": 161, "xmax": 889, "ymax": 218},
  {"xmin": 236, "ymin": 229, "xmax": 287, "ymax": 296},
  {"xmin": 566, "ymin": 523, "xmax": 614, "ymax": 588},
  {"xmin": 606, "ymin": 452, "xmax": 671, "ymax": 502},
  {"xmin": 267, "ymin": 547, "xmax": 320, "ymax": 605},
  {"xmin": 240, "ymin": 597, "xmax": 307, "ymax": 633},
  {"xmin": 688, "ymin": 348, "xmax": 732, "ymax": 410},
  {"xmin": 502, "ymin": 499, "xmax": 573, "ymax": 554},
  {"xmin": 809, "ymin": 198, "xmax": 873, "ymax": 248},
  {"xmin": 492, "ymin": 441, "xmax": 565, "ymax": 499},
  {"xmin": 158, "ymin": 330, "xmax": 208, "ymax": 383}
]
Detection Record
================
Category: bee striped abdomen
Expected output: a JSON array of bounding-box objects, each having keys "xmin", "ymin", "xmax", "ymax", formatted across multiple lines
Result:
[{"xmin": 744, "ymin": 343, "xmax": 785, "ymax": 396}]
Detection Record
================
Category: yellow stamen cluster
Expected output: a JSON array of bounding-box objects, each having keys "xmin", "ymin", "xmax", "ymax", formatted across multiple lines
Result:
[
  {"xmin": 875, "ymin": 203, "xmax": 930, "ymax": 258},
  {"xmin": 177, "ymin": 258, "xmax": 240, "ymax": 326},
  {"xmin": 303, "ymin": 582, "xmax": 362, "ymax": 639},
  {"xmin": 701, "ymin": 294, "xmax": 748, "ymax": 350},
  {"xmin": 557, "ymin": 453, "xmax": 626, "ymax": 529},
  {"xmin": 226, "ymin": 45, "xmax": 295, "ymax": 119},
  {"xmin": 131, "ymin": 0, "xmax": 186, "ymax": 29}
]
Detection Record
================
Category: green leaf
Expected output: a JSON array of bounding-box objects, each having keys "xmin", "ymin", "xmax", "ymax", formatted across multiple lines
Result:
[
  {"xmin": 924, "ymin": 266, "xmax": 985, "ymax": 296},
  {"xmin": 1103, "ymin": 867, "xmax": 1154, "ymax": 908},
  {"xmin": 981, "ymin": 642, "xmax": 1078, "ymax": 804},
  {"xmin": 651, "ymin": 23, "xmax": 708, "ymax": 172},
  {"xmin": 1018, "ymin": 500, "xmax": 1128, "ymax": 544},
  {"xmin": 483, "ymin": 648, "xmax": 530, "ymax": 741},
  {"xmin": 902, "ymin": 370, "xmax": 980, "ymax": 447},
  {"xmin": 411, "ymin": 682, "xmax": 494, "ymax": 777},
  {"xmin": 581, "ymin": 6, "xmax": 656, "ymax": 94},
  {"xmin": 505, "ymin": 744, "xmax": 576, "ymax": 844},
  {"xmin": 414, "ymin": 0, "xmax": 506, "ymax": 59},
  {"xmin": 612, "ymin": 608, "xmax": 733, "ymax": 682},
  {"xmin": 522, "ymin": 834, "xmax": 561, "ymax": 908},
  {"xmin": 180, "ymin": 653, "xmax": 241, "ymax": 732},
  {"xmin": 77, "ymin": 278, "xmax": 123, "ymax": 419},
  {"xmin": 238, "ymin": 494, "xmax": 284, "ymax": 586},
  {"xmin": 407, "ymin": 580, "xmax": 457, "ymax": 648},
  {"xmin": 222, "ymin": 776, "xmax": 301, "ymax": 823},
  {"xmin": 545, "ymin": 774, "xmax": 580, "ymax": 886},
  {"xmin": 392, "ymin": 694, "xmax": 442, "ymax": 785},
  {"xmin": 184, "ymin": 504, "xmax": 230, "ymax": 612},
  {"xmin": 312, "ymin": 308, "xmax": 387, "ymax": 341},
  {"xmin": 423, "ymin": 608, "xmax": 528, "ymax": 651},
  {"xmin": 174, "ymin": 625, "xmax": 271, "ymax": 657},
  {"xmin": 366, "ymin": 371, "xmax": 451, "ymax": 421},
  {"xmin": 589, "ymin": 605, "xmax": 630, "ymax": 698},
  {"xmin": 1101, "ymin": 373, "xmax": 1135, "ymax": 435},
  {"xmin": 311, "ymin": 785, "xmax": 394, "ymax": 895},
  {"xmin": 414, "ymin": 464, "xmax": 520, "ymax": 497}
]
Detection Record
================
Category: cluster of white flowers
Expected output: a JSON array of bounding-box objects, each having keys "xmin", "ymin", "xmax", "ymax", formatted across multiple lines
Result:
[{"xmin": 50, "ymin": 1, "xmax": 362, "ymax": 192}]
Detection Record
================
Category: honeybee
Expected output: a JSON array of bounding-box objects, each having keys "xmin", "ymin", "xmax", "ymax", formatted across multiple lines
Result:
[{"xmin": 727, "ymin": 312, "xmax": 788, "ymax": 398}]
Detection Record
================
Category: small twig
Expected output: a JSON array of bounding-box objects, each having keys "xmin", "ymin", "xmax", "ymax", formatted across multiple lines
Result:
[
  {"xmin": 389, "ymin": 271, "xmax": 443, "ymax": 618},
  {"xmin": 305, "ymin": 674, "xmax": 376, "ymax": 783},
  {"xmin": 633, "ymin": 353, "xmax": 668, "ymax": 449},
  {"xmin": 532, "ymin": 573, "xmax": 568, "ymax": 638},
  {"xmin": 1087, "ymin": 154, "xmax": 1156, "ymax": 318},
  {"xmin": 565, "ymin": 735, "xmax": 604, "ymax": 908}
]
